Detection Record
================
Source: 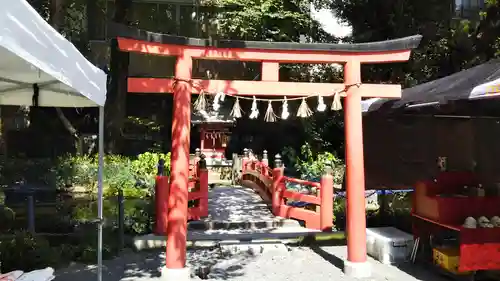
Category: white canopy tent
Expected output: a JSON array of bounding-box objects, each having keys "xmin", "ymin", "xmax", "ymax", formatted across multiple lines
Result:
[{"xmin": 1, "ymin": 1, "xmax": 107, "ymax": 281}]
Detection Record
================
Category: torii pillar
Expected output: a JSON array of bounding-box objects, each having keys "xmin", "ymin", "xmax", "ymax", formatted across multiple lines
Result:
[{"xmin": 110, "ymin": 22, "xmax": 421, "ymax": 280}]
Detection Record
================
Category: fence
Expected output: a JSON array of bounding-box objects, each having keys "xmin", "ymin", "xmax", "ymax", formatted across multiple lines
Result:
[
  {"xmin": 0, "ymin": 187, "xmax": 155, "ymax": 252},
  {"xmin": 154, "ymin": 153, "xmax": 209, "ymax": 235},
  {"xmin": 240, "ymin": 149, "xmax": 334, "ymax": 231}
]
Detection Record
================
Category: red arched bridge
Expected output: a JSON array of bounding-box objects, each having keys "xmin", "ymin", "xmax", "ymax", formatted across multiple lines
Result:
[{"xmin": 155, "ymin": 149, "xmax": 334, "ymax": 235}]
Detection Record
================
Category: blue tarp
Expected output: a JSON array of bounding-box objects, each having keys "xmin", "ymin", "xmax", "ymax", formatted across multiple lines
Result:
[{"xmin": 286, "ymin": 189, "xmax": 413, "ymax": 207}]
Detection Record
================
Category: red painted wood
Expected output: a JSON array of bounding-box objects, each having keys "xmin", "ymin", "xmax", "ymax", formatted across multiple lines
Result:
[
  {"xmin": 188, "ymin": 191, "xmax": 204, "ymax": 201},
  {"xmin": 262, "ymin": 62, "xmax": 280, "ymax": 81},
  {"xmin": 127, "ymin": 78, "xmax": 402, "ymax": 98},
  {"xmin": 200, "ymin": 128, "xmax": 205, "ymax": 150},
  {"xmin": 117, "ymin": 37, "xmax": 413, "ymax": 63},
  {"xmin": 412, "ymin": 172, "xmax": 500, "ymax": 272},
  {"xmin": 129, "ymin": 31, "xmax": 418, "ymax": 269},
  {"xmin": 279, "ymin": 205, "xmax": 320, "ymax": 229},
  {"xmin": 460, "ymin": 231, "xmax": 500, "ymax": 271},
  {"xmin": 411, "ymin": 213, "xmax": 460, "ymax": 231},
  {"xmin": 283, "ymin": 177, "xmax": 321, "ymax": 188},
  {"xmin": 155, "ymin": 176, "xmax": 169, "ymax": 235},
  {"xmin": 320, "ymin": 173, "xmax": 334, "ymax": 231},
  {"xmin": 272, "ymin": 167, "xmax": 284, "ymax": 216},
  {"xmin": 188, "ymin": 206, "xmax": 203, "ymax": 220},
  {"xmin": 198, "ymin": 168, "xmax": 209, "ymax": 217},
  {"xmin": 344, "ymin": 60, "xmax": 367, "ymax": 263},
  {"xmin": 282, "ymin": 190, "xmax": 321, "ymax": 205},
  {"xmin": 412, "ymin": 214, "xmax": 500, "ymax": 272},
  {"xmin": 166, "ymin": 55, "xmax": 192, "ymax": 270}
]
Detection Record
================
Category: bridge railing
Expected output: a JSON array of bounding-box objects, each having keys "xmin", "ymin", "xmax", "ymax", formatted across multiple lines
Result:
[
  {"xmin": 154, "ymin": 154, "xmax": 209, "ymax": 235},
  {"xmin": 240, "ymin": 150, "xmax": 334, "ymax": 231}
]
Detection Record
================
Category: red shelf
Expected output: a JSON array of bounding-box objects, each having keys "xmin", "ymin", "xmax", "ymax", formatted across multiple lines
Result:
[
  {"xmin": 413, "ymin": 172, "xmax": 500, "ymax": 272},
  {"xmin": 411, "ymin": 213, "xmax": 460, "ymax": 231}
]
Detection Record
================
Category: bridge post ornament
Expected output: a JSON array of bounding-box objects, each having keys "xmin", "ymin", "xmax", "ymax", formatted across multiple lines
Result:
[
  {"xmin": 323, "ymin": 163, "xmax": 334, "ymax": 176},
  {"xmin": 157, "ymin": 158, "xmax": 165, "ymax": 176},
  {"xmin": 198, "ymin": 154, "xmax": 207, "ymax": 169},
  {"xmin": 262, "ymin": 150, "xmax": 269, "ymax": 165},
  {"xmin": 274, "ymin": 154, "xmax": 283, "ymax": 168}
]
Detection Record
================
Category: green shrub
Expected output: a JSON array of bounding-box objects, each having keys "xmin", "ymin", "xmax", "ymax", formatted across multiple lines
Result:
[
  {"xmin": 0, "ymin": 158, "xmax": 57, "ymax": 186},
  {"xmin": 131, "ymin": 152, "xmax": 171, "ymax": 189},
  {"xmin": 0, "ymin": 152, "xmax": 170, "ymax": 193},
  {"xmin": 70, "ymin": 197, "xmax": 155, "ymax": 235},
  {"xmin": 283, "ymin": 142, "xmax": 344, "ymax": 186},
  {"xmin": 68, "ymin": 227, "xmax": 119, "ymax": 263},
  {"xmin": 55, "ymin": 152, "xmax": 171, "ymax": 194},
  {"xmin": 0, "ymin": 231, "xmax": 61, "ymax": 272}
]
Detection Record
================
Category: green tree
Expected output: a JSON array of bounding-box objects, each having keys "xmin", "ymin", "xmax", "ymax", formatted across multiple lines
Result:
[{"xmin": 329, "ymin": 0, "xmax": 500, "ymax": 86}]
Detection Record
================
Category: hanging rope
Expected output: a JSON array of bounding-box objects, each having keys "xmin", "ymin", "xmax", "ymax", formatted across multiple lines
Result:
[{"xmin": 173, "ymin": 78, "xmax": 362, "ymax": 119}]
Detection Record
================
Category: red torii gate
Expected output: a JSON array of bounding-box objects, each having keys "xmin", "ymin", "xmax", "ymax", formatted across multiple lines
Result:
[{"xmin": 108, "ymin": 23, "xmax": 421, "ymax": 280}]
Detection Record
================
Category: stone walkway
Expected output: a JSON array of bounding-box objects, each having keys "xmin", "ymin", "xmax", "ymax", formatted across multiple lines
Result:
[
  {"xmin": 54, "ymin": 246, "xmax": 448, "ymax": 281},
  {"xmin": 54, "ymin": 185, "xmax": 447, "ymax": 281},
  {"xmin": 186, "ymin": 185, "xmax": 303, "ymax": 235},
  {"xmin": 206, "ymin": 185, "xmax": 275, "ymax": 222}
]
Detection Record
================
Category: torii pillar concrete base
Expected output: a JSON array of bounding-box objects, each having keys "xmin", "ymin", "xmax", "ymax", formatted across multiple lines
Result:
[
  {"xmin": 161, "ymin": 267, "xmax": 190, "ymax": 281},
  {"xmin": 343, "ymin": 260, "xmax": 372, "ymax": 279}
]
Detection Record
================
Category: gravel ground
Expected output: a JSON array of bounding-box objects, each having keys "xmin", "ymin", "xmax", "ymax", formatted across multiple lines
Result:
[{"xmin": 53, "ymin": 245, "xmax": 448, "ymax": 281}]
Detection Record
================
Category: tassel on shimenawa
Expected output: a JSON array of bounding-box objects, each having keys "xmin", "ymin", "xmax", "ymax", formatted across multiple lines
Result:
[
  {"xmin": 297, "ymin": 98, "xmax": 312, "ymax": 118},
  {"xmin": 193, "ymin": 90, "xmax": 207, "ymax": 112},
  {"xmin": 281, "ymin": 97, "xmax": 290, "ymax": 119},
  {"xmin": 230, "ymin": 97, "xmax": 243, "ymax": 118},
  {"xmin": 264, "ymin": 101, "xmax": 277, "ymax": 122},
  {"xmin": 331, "ymin": 92, "xmax": 343, "ymax": 111},
  {"xmin": 249, "ymin": 96, "xmax": 259, "ymax": 119}
]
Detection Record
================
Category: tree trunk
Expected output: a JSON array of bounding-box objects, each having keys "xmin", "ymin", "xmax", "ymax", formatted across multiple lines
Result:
[
  {"xmin": 105, "ymin": 0, "xmax": 132, "ymax": 154},
  {"xmin": 55, "ymin": 108, "xmax": 83, "ymax": 155},
  {"xmin": 49, "ymin": 0, "xmax": 84, "ymax": 155}
]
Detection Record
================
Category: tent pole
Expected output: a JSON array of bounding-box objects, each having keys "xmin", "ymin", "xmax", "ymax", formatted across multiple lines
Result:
[{"xmin": 97, "ymin": 105, "xmax": 105, "ymax": 281}]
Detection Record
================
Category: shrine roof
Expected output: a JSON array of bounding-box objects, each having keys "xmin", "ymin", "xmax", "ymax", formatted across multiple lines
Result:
[
  {"xmin": 362, "ymin": 59, "xmax": 500, "ymax": 114},
  {"xmin": 108, "ymin": 22, "xmax": 421, "ymax": 53},
  {"xmin": 191, "ymin": 107, "xmax": 235, "ymax": 125}
]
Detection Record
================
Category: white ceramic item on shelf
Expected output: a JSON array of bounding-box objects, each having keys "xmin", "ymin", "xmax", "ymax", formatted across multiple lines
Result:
[
  {"xmin": 463, "ymin": 216, "xmax": 477, "ymax": 228},
  {"xmin": 491, "ymin": 216, "xmax": 500, "ymax": 227},
  {"xmin": 478, "ymin": 216, "xmax": 494, "ymax": 228}
]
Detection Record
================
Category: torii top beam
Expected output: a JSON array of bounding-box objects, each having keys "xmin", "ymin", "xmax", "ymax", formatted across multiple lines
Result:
[
  {"xmin": 107, "ymin": 22, "xmax": 422, "ymax": 98},
  {"xmin": 109, "ymin": 22, "xmax": 421, "ymax": 64}
]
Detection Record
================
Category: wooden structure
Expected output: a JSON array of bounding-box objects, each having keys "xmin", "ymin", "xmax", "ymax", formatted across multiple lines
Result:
[
  {"xmin": 191, "ymin": 107, "xmax": 233, "ymax": 164},
  {"xmin": 155, "ymin": 156, "xmax": 209, "ymax": 236},
  {"xmin": 241, "ymin": 154, "xmax": 335, "ymax": 230},
  {"xmin": 362, "ymin": 60, "xmax": 500, "ymax": 275},
  {"xmin": 107, "ymin": 21, "xmax": 420, "ymax": 279},
  {"xmin": 363, "ymin": 60, "xmax": 500, "ymax": 189},
  {"xmin": 412, "ymin": 171, "xmax": 500, "ymax": 273},
  {"xmin": 364, "ymin": 113, "xmax": 500, "ymax": 190}
]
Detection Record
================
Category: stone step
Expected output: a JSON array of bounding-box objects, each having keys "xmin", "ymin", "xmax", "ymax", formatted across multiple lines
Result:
[
  {"xmin": 187, "ymin": 218, "xmax": 300, "ymax": 231},
  {"xmin": 132, "ymin": 227, "xmax": 330, "ymax": 251},
  {"xmin": 218, "ymin": 239, "xmax": 290, "ymax": 255}
]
